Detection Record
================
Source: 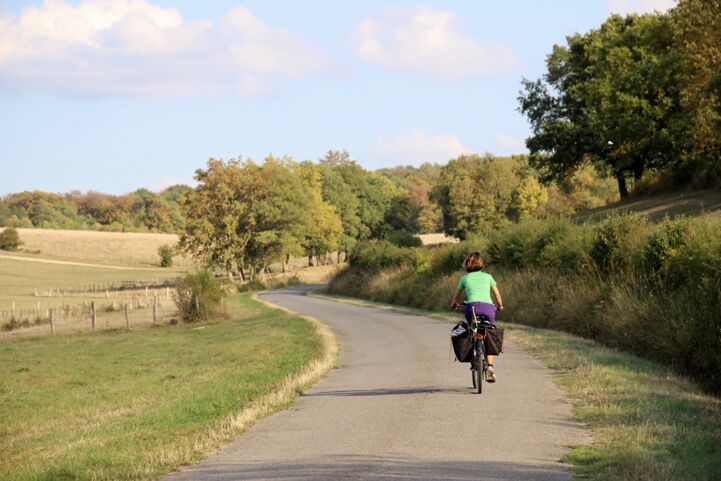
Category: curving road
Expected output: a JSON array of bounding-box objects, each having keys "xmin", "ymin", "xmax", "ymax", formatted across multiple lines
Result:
[{"xmin": 162, "ymin": 289, "xmax": 584, "ymax": 481}]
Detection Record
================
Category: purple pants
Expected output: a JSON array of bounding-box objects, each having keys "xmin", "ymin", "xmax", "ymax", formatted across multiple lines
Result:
[{"xmin": 464, "ymin": 301, "xmax": 497, "ymax": 325}]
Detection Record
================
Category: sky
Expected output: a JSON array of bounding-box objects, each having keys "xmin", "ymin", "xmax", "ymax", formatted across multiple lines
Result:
[{"xmin": 0, "ymin": 0, "xmax": 675, "ymax": 195}]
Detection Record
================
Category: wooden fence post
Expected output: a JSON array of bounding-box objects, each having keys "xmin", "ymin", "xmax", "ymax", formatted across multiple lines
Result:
[
  {"xmin": 50, "ymin": 308, "xmax": 56, "ymax": 335},
  {"xmin": 125, "ymin": 303, "xmax": 130, "ymax": 329},
  {"xmin": 91, "ymin": 301, "xmax": 96, "ymax": 331},
  {"xmin": 153, "ymin": 295, "xmax": 158, "ymax": 323}
]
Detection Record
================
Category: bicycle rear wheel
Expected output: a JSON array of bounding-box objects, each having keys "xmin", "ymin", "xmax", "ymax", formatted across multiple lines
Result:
[
  {"xmin": 474, "ymin": 340, "xmax": 483, "ymax": 394},
  {"xmin": 471, "ymin": 344, "xmax": 477, "ymax": 389}
]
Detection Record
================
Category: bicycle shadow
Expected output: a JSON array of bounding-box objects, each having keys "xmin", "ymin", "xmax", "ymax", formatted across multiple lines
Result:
[{"xmin": 304, "ymin": 386, "xmax": 471, "ymax": 397}]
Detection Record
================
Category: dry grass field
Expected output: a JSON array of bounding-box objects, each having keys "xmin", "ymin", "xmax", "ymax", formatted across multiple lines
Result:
[
  {"xmin": 0, "ymin": 255, "xmax": 181, "ymax": 310},
  {"xmin": 11, "ymin": 228, "xmax": 191, "ymax": 267},
  {"xmin": 417, "ymin": 233, "xmax": 459, "ymax": 245},
  {"xmin": 573, "ymin": 188, "xmax": 721, "ymax": 223},
  {"xmin": 0, "ymin": 228, "xmax": 189, "ymax": 335},
  {"xmin": 0, "ymin": 228, "xmax": 347, "ymax": 336}
]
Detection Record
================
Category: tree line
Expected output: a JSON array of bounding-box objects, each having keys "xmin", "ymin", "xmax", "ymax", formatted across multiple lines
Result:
[
  {"xmin": 0, "ymin": 186, "xmax": 190, "ymax": 232},
  {"xmin": 178, "ymin": 151, "xmax": 617, "ymax": 278},
  {"xmin": 520, "ymin": 0, "xmax": 721, "ymax": 198}
]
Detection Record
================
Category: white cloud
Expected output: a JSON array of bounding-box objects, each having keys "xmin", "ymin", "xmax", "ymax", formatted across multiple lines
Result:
[
  {"xmin": 608, "ymin": 0, "xmax": 676, "ymax": 15},
  {"xmin": 349, "ymin": 6, "xmax": 517, "ymax": 78},
  {"xmin": 495, "ymin": 133, "xmax": 527, "ymax": 153},
  {"xmin": 0, "ymin": 1, "xmax": 324, "ymax": 96},
  {"xmin": 371, "ymin": 130, "xmax": 472, "ymax": 166},
  {"xmin": 235, "ymin": 75, "xmax": 273, "ymax": 97}
]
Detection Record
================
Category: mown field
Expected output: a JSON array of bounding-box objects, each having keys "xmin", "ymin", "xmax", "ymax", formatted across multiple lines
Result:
[
  {"xmin": 0, "ymin": 256, "xmax": 180, "ymax": 310},
  {"xmin": 12, "ymin": 228, "xmax": 189, "ymax": 268},
  {"xmin": 0, "ymin": 294, "xmax": 328, "ymax": 481}
]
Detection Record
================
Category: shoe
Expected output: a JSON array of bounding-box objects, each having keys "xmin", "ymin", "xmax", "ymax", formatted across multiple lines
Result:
[{"xmin": 486, "ymin": 365, "xmax": 496, "ymax": 383}]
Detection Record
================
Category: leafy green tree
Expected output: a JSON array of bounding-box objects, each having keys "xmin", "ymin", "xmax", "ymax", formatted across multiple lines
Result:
[
  {"xmin": 319, "ymin": 151, "xmax": 405, "ymax": 250},
  {"xmin": 519, "ymin": 13, "xmax": 683, "ymax": 198},
  {"xmin": 130, "ymin": 189, "xmax": 175, "ymax": 232},
  {"xmin": 432, "ymin": 154, "xmax": 526, "ymax": 238},
  {"xmin": 376, "ymin": 193, "xmax": 412, "ymax": 239},
  {"xmin": 416, "ymin": 201, "xmax": 443, "ymax": 233},
  {"xmin": 293, "ymin": 161, "xmax": 343, "ymax": 266},
  {"xmin": 511, "ymin": 177, "xmax": 549, "ymax": 220},
  {"xmin": 0, "ymin": 200, "xmax": 10, "ymax": 226},
  {"xmin": 242, "ymin": 156, "xmax": 319, "ymax": 275},
  {"xmin": 674, "ymin": 0, "xmax": 721, "ymax": 182},
  {"xmin": 179, "ymin": 158, "xmax": 257, "ymax": 281},
  {"xmin": 181, "ymin": 157, "xmax": 339, "ymax": 279},
  {"xmin": 333, "ymin": 162, "xmax": 382, "ymax": 239},
  {"xmin": 318, "ymin": 163, "xmax": 362, "ymax": 259}
]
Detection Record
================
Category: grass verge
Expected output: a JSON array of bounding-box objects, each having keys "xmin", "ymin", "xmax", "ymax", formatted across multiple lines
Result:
[
  {"xmin": 314, "ymin": 292, "xmax": 721, "ymax": 481},
  {"xmin": 0, "ymin": 292, "xmax": 337, "ymax": 481}
]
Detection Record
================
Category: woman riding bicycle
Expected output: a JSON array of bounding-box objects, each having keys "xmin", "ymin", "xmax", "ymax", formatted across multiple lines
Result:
[{"xmin": 450, "ymin": 252, "xmax": 504, "ymax": 382}]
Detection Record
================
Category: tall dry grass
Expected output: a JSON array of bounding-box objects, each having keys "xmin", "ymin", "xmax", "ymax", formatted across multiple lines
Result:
[{"xmin": 329, "ymin": 214, "xmax": 721, "ymax": 393}]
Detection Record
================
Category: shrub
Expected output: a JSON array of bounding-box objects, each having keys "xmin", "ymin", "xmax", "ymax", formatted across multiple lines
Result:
[
  {"xmin": 0, "ymin": 227, "xmax": 22, "ymax": 251},
  {"xmin": 349, "ymin": 240, "xmax": 429, "ymax": 271},
  {"xmin": 172, "ymin": 270, "xmax": 225, "ymax": 323},
  {"xmin": 591, "ymin": 214, "xmax": 650, "ymax": 270},
  {"xmin": 642, "ymin": 218, "xmax": 691, "ymax": 275},
  {"xmin": 158, "ymin": 244, "xmax": 174, "ymax": 267},
  {"xmin": 237, "ymin": 279, "xmax": 268, "ymax": 292},
  {"xmin": 662, "ymin": 219, "xmax": 721, "ymax": 289},
  {"xmin": 538, "ymin": 222, "xmax": 594, "ymax": 270},
  {"xmin": 429, "ymin": 233, "xmax": 488, "ymax": 276},
  {"xmin": 487, "ymin": 218, "xmax": 585, "ymax": 269},
  {"xmin": 386, "ymin": 230, "xmax": 423, "ymax": 248}
]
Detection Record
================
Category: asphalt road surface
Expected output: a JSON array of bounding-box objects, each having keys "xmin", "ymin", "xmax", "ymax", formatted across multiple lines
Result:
[{"xmin": 162, "ymin": 289, "xmax": 585, "ymax": 481}]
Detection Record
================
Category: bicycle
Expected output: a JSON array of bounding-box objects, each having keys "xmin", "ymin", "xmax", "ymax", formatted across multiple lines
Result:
[{"xmin": 466, "ymin": 304, "xmax": 495, "ymax": 394}]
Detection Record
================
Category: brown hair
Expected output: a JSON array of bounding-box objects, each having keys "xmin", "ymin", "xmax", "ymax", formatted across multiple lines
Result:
[{"xmin": 464, "ymin": 252, "xmax": 484, "ymax": 272}]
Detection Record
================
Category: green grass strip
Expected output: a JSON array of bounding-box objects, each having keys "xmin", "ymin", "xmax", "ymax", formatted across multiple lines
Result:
[
  {"xmin": 0, "ymin": 293, "xmax": 326, "ymax": 481},
  {"xmin": 315, "ymin": 292, "xmax": 721, "ymax": 481}
]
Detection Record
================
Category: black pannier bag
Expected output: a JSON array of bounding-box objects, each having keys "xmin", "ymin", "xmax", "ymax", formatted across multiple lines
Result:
[
  {"xmin": 451, "ymin": 322, "xmax": 473, "ymax": 362},
  {"xmin": 484, "ymin": 328, "xmax": 504, "ymax": 356}
]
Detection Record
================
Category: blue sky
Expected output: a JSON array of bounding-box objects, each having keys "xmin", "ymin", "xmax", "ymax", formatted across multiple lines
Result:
[{"xmin": 0, "ymin": 0, "xmax": 674, "ymax": 194}]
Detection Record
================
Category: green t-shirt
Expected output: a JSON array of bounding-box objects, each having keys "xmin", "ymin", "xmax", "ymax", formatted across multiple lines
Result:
[{"xmin": 457, "ymin": 271, "xmax": 497, "ymax": 304}]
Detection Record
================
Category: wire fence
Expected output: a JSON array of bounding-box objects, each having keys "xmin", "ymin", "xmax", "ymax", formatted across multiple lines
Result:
[
  {"xmin": 33, "ymin": 279, "xmax": 177, "ymax": 298},
  {"xmin": 0, "ymin": 292, "xmax": 177, "ymax": 340}
]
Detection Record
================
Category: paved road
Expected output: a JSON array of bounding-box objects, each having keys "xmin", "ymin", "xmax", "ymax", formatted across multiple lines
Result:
[{"xmin": 163, "ymin": 289, "xmax": 584, "ymax": 481}]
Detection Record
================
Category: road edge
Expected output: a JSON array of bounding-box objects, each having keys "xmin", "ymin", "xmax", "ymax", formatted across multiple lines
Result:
[
  {"xmin": 163, "ymin": 292, "xmax": 340, "ymax": 479},
  {"xmin": 244, "ymin": 289, "xmax": 339, "ymax": 407}
]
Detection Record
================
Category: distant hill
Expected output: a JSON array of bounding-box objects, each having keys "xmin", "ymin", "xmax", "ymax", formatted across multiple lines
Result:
[{"xmin": 573, "ymin": 189, "xmax": 721, "ymax": 223}]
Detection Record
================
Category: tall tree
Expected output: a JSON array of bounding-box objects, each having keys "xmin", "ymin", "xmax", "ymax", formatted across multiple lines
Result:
[
  {"xmin": 317, "ymin": 161, "xmax": 362, "ymax": 259},
  {"xmin": 179, "ymin": 158, "xmax": 256, "ymax": 281},
  {"xmin": 180, "ymin": 157, "xmax": 339, "ymax": 279},
  {"xmin": 519, "ymin": 14, "xmax": 682, "ymax": 198},
  {"xmin": 297, "ymin": 161, "xmax": 343, "ymax": 265},
  {"xmin": 432, "ymin": 155, "xmax": 527, "ymax": 238},
  {"xmin": 674, "ymin": 0, "xmax": 721, "ymax": 181}
]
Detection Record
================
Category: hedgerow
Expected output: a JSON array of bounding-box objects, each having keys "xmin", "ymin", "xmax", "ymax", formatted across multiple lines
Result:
[{"xmin": 329, "ymin": 214, "xmax": 721, "ymax": 394}]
